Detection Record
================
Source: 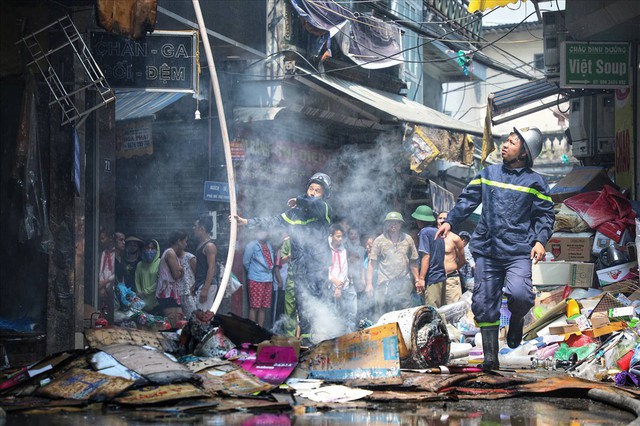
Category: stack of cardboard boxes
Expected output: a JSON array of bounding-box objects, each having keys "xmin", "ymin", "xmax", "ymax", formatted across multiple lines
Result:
[{"xmin": 530, "ymin": 167, "xmax": 638, "ymax": 338}]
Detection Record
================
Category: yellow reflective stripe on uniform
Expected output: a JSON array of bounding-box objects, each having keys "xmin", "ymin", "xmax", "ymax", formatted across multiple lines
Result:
[
  {"xmin": 281, "ymin": 212, "xmax": 318, "ymax": 225},
  {"xmin": 280, "ymin": 201, "xmax": 330, "ymax": 225},
  {"xmin": 474, "ymin": 177, "xmax": 552, "ymax": 202},
  {"xmin": 478, "ymin": 321, "xmax": 500, "ymax": 328}
]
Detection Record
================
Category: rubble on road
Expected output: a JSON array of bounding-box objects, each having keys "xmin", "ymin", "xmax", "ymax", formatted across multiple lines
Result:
[{"xmin": 0, "ymin": 302, "xmax": 638, "ymax": 420}]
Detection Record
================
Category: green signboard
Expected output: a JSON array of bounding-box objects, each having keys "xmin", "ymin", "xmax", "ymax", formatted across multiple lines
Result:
[{"xmin": 560, "ymin": 42, "xmax": 630, "ymax": 89}]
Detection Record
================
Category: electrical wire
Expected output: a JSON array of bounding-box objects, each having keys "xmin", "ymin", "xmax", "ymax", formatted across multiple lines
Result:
[{"xmin": 219, "ymin": 1, "xmax": 550, "ymax": 82}]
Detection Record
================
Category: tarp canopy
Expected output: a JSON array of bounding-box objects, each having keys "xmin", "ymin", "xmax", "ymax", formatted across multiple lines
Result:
[
  {"xmin": 296, "ymin": 70, "xmax": 483, "ymax": 136},
  {"xmin": 115, "ymin": 91, "xmax": 185, "ymax": 121}
]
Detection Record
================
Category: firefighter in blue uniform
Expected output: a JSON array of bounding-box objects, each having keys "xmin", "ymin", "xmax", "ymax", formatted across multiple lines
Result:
[
  {"xmin": 235, "ymin": 173, "xmax": 332, "ymax": 345},
  {"xmin": 435, "ymin": 127, "xmax": 554, "ymax": 370}
]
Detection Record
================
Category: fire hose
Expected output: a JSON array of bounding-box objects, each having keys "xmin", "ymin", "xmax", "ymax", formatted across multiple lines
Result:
[{"xmin": 192, "ymin": 0, "xmax": 237, "ymax": 314}]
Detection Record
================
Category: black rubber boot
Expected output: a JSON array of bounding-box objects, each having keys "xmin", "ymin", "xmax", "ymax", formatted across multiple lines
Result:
[
  {"xmin": 478, "ymin": 326, "xmax": 500, "ymax": 371},
  {"xmin": 507, "ymin": 316, "xmax": 524, "ymax": 349}
]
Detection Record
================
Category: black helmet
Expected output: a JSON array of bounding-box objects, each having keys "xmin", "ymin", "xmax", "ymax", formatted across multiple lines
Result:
[{"xmin": 307, "ymin": 172, "xmax": 332, "ymax": 198}]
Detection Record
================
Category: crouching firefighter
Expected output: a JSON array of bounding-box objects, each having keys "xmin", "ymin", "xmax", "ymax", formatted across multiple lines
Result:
[
  {"xmin": 435, "ymin": 127, "xmax": 554, "ymax": 370},
  {"xmin": 235, "ymin": 173, "xmax": 333, "ymax": 345}
]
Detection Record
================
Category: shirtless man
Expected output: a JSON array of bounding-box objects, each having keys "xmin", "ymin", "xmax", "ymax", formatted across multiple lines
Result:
[{"xmin": 437, "ymin": 211, "xmax": 466, "ymax": 305}]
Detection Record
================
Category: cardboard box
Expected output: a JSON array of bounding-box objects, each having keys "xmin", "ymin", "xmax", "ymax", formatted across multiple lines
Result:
[
  {"xmin": 548, "ymin": 324, "xmax": 580, "ymax": 335},
  {"xmin": 589, "ymin": 311, "xmax": 610, "ymax": 328},
  {"xmin": 596, "ymin": 261, "xmax": 639, "ymax": 286},
  {"xmin": 549, "ymin": 167, "xmax": 616, "ymax": 203},
  {"xmin": 591, "ymin": 229, "xmax": 633, "ymax": 256},
  {"xmin": 608, "ymin": 306, "xmax": 634, "ymax": 321},
  {"xmin": 532, "ymin": 261, "xmax": 595, "ymax": 287},
  {"xmin": 583, "ymin": 322, "xmax": 626, "ymax": 338},
  {"xmin": 572, "ymin": 314, "xmax": 591, "ymax": 331},
  {"xmin": 303, "ymin": 323, "xmax": 406, "ymax": 383},
  {"xmin": 546, "ymin": 232, "xmax": 594, "ymax": 262}
]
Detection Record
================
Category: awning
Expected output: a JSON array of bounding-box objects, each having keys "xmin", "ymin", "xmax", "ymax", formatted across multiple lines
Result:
[
  {"xmin": 488, "ymin": 79, "xmax": 572, "ymax": 125},
  {"xmin": 115, "ymin": 91, "xmax": 186, "ymax": 121},
  {"xmin": 295, "ymin": 70, "xmax": 483, "ymax": 136}
]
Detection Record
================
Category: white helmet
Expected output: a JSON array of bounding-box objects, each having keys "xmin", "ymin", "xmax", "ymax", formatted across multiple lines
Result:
[{"xmin": 514, "ymin": 126, "xmax": 543, "ymax": 167}]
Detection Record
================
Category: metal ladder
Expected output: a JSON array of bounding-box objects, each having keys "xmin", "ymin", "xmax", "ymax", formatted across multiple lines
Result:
[{"xmin": 17, "ymin": 15, "xmax": 115, "ymax": 126}]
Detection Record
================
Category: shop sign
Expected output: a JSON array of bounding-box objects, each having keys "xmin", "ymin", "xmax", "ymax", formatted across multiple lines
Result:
[
  {"xmin": 116, "ymin": 120, "xmax": 153, "ymax": 158},
  {"xmin": 90, "ymin": 30, "xmax": 197, "ymax": 92},
  {"xmin": 561, "ymin": 42, "xmax": 630, "ymax": 89},
  {"xmin": 203, "ymin": 181, "xmax": 231, "ymax": 202}
]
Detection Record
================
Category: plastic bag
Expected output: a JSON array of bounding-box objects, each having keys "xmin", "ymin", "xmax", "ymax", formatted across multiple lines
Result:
[
  {"xmin": 116, "ymin": 283, "xmax": 146, "ymax": 310},
  {"xmin": 225, "ymin": 273, "xmax": 242, "ymax": 298},
  {"xmin": 218, "ymin": 262, "xmax": 242, "ymax": 298},
  {"xmin": 554, "ymin": 342, "xmax": 596, "ymax": 361},
  {"xmin": 564, "ymin": 185, "xmax": 636, "ymax": 229}
]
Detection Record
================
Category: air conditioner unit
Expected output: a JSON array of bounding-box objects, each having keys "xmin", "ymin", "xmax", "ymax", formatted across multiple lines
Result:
[{"xmin": 543, "ymin": 11, "xmax": 566, "ymax": 76}]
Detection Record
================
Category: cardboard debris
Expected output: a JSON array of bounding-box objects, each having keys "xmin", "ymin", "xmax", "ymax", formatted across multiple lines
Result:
[
  {"xmin": 198, "ymin": 364, "xmax": 273, "ymax": 395},
  {"xmin": 89, "ymin": 351, "xmax": 145, "ymax": 382},
  {"xmin": 84, "ymin": 328, "xmax": 179, "ymax": 353},
  {"xmin": 548, "ymin": 324, "xmax": 581, "ymax": 335},
  {"xmin": 365, "ymin": 390, "xmax": 447, "ymax": 402},
  {"xmin": 0, "ymin": 351, "xmax": 82, "ymax": 393},
  {"xmin": 230, "ymin": 344, "xmax": 298, "ymax": 385},
  {"xmin": 596, "ymin": 261, "xmax": 639, "ymax": 286},
  {"xmin": 211, "ymin": 396, "xmax": 290, "ymax": 412},
  {"xmin": 589, "ymin": 312, "xmax": 610, "ymax": 328},
  {"xmin": 181, "ymin": 357, "xmax": 230, "ymax": 373},
  {"xmin": 114, "ymin": 382, "xmax": 206, "ymax": 405},
  {"xmin": 100, "ymin": 344, "xmax": 198, "ymax": 384},
  {"xmin": 399, "ymin": 371, "xmax": 478, "ymax": 392},
  {"xmin": 523, "ymin": 301, "xmax": 567, "ymax": 340},
  {"xmin": 136, "ymin": 399, "xmax": 220, "ymax": 413},
  {"xmin": 583, "ymin": 322, "xmax": 627, "ymax": 338},
  {"xmin": 0, "ymin": 395, "xmax": 87, "ymax": 412},
  {"xmin": 549, "ymin": 167, "xmax": 615, "ymax": 203},
  {"xmin": 301, "ymin": 323, "xmax": 406, "ymax": 383},
  {"xmin": 37, "ymin": 368, "xmax": 133, "ymax": 401}
]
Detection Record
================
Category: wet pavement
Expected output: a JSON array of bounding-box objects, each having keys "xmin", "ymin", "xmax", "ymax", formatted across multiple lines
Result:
[{"xmin": 3, "ymin": 396, "xmax": 635, "ymax": 425}]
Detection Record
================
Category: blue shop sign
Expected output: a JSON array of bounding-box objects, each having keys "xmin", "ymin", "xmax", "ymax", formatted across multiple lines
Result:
[{"xmin": 203, "ymin": 181, "xmax": 230, "ymax": 202}]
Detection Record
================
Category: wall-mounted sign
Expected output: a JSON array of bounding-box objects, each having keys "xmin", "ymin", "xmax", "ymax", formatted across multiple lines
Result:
[
  {"xmin": 116, "ymin": 120, "xmax": 153, "ymax": 158},
  {"xmin": 90, "ymin": 30, "xmax": 197, "ymax": 92},
  {"xmin": 561, "ymin": 42, "xmax": 630, "ymax": 89},
  {"xmin": 203, "ymin": 181, "xmax": 230, "ymax": 203}
]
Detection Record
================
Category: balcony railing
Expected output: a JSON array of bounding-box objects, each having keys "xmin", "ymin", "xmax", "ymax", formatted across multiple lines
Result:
[{"xmin": 425, "ymin": 0, "xmax": 483, "ymax": 42}]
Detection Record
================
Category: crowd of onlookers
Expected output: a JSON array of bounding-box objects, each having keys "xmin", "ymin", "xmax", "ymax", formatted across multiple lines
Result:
[
  {"xmin": 96, "ymin": 208, "xmax": 475, "ymax": 338},
  {"xmin": 96, "ymin": 214, "xmax": 222, "ymax": 329}
]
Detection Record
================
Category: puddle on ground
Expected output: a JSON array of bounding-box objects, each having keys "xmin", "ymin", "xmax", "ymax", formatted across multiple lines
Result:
[{"xmin": 4, "ymin": 397, "xmax": 634, "ymax": 425}]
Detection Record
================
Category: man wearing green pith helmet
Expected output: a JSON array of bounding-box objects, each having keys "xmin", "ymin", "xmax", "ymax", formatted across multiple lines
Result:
[{"xmin": 365, "ymin": 211, "xmax": 419, "ymax": 320}]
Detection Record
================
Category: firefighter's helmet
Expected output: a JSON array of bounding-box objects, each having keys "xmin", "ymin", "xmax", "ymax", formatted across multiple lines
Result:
[
  {"xmin": 514, "ymin": 126, "xmax": 543, "ymax": 167},
  {"xmin": 307, "ymin": 172, "xmax": 332, "ymax": 198}
]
